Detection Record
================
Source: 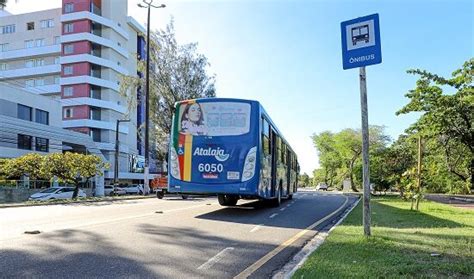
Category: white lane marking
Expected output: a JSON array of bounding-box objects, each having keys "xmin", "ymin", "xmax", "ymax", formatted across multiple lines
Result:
[
  {"xmin": 197, "ymin": 247, "xmax": 234, "ymax": 270},
  {"xmin": 280, "ymin": 207, "xmax": 286, "ymax": 211},
  {"xmin": 250, "ymin": 224, "xmax": 263, "ymax": 233},
  {"xmin": 269, "ymin": 213, "xmax": 278, "ymax": 219}
]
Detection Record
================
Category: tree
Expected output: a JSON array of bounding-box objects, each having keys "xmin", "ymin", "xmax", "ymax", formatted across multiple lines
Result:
[
  {"xmin": 311, "ymin": 131, "xmax": 342, "ymax": 187},
  {"xmin": 1, "ymin": 153, "xmax": 47, "ymax": 180},
  {"xmin": 397, "ymin": 59, "xmax": 474, "ymax": 193},
  {"xmin": 120, "ymin": 20, "xmax": 216, "ymax": 161},
  {"xmin": 42, "ymin": 153, "xmax": 109, "ymax": 199},
  {"xmin": 312, "ymin": 126, "xmax": 390, "ymax": 192},
  {"xmin": 299, "ymin": 173, "xmax": 310, "ymax": 187}
]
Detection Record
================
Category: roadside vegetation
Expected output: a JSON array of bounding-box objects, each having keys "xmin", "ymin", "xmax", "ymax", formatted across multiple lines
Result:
[
  {"xmin": 0, "ymin": 153, "xmax": 108, "ymax": 199},
  {"xmin": 294, "ymin": 196, "xmax": 474, "ymax": 278},
  {"xmin": 310, "ymin": 59, "xmax": 473, "ymax": 196}
]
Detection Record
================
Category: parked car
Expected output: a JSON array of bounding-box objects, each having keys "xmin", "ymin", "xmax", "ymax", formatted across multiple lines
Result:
[
  {"xmin": 123, "ymin": 184, "xmax": 144, "ymax": 194},
  {"xmin": 316, "ymin": 182, "xmax": 328, "ymax": 191},
  {"xmin": 104, "ymin": 185, "xmax": 127, "ymax": 196},
  {"xmin": 29, "ymin": 187, "xmax": 86, "ymax": 201}
]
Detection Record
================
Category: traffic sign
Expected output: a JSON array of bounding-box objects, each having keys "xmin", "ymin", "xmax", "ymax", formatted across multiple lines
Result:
[{"xmin": 341, "ymin": 13, "xmax": 381, "ymax": 70}]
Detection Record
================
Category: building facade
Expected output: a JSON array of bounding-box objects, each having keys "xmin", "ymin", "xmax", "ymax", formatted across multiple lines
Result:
[{"xmin": 0, "ymin": 0, "xmax": 150, "ymax": 183}]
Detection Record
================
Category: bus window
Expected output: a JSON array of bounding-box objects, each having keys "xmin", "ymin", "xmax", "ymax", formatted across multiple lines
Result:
[{"xmin": 262, "ymin": 118, "xmax": 270, "ymax": 155}]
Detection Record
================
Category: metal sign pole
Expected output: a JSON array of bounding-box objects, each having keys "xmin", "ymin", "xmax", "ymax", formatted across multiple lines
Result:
[{"xmin": 359, "ymin": 66, "xmax": 371, "ymax": 236}]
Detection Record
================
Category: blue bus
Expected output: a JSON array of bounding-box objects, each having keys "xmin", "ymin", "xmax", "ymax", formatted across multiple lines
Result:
[{"xmin": 168, "ymin": 98, "xmax": 299, "ymax": 207}]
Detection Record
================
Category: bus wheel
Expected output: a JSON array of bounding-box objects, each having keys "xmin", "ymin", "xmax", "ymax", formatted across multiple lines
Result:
[
  {"xmin": 271, "ymin": 188, "xmax": 282, "ymax": 207},
  {"xmin": 181, "ymin": 195, "xmax": 189, "ymax": 200},
  {"xmin": 218, "ymin": 194, "xmax": 238, "ymax": 206},
  {"xmin": 156, "ymin": 191, "xmax": 164, "ymax": 199}
]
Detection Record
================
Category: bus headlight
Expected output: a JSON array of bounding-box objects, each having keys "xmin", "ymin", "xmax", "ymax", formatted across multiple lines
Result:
[
  {"xmin": 170, "ymin": 148, "xmax": 180, "ymax": 179},
  {"xmin": 242, "ymin": 146, "xmax": 257, "ymax": 182}
]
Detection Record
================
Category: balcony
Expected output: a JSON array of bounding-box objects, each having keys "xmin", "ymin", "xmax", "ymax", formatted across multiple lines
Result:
[
  {"xmin": 0, "ymin": 64, "xmax": 60, "ymax": 79},
  {"xmin": 90, "ymin": 88, "xmax": 101, "ymax": 99},
  {"xmin": 0, "ymin": 44, "xmax": 61, "ymax": 60}
]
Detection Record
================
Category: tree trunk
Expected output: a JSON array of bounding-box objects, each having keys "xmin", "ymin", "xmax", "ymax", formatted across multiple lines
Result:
[
  {"xmin": 470, "ymin": 158, "xmax": 474, "ymax": 193},
  {"xmin": 72, "ymin": 180, "xmax": 80, "ymax": 199},
  {"xmin": 349, "ymin": 160, "xmax": 358, "ymax": 192}
]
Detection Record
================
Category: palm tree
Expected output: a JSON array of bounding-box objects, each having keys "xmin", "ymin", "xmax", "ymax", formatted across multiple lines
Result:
[{"xmin": 0, "ymin": 0, "xmax": 7, "ymax": 10}]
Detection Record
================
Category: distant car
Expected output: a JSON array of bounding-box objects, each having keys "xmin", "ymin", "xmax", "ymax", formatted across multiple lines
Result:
[
  {"xmin": 123, "ymin": 184, "xmax": 144, "ymax": 194},
  {"xmin": 29, "ymin": 187, "xmax": 86, "ymax": 201},
  {"xmin": 104, "ymin": 185, "xmax": 127, "ymax": 196},
  {"xmin": 316, "ymin": 183, "xmax": 328, "ymax": 191}
]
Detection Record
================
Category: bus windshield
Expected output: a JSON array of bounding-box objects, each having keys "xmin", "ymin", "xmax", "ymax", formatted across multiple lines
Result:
[{"xmin": 177, "ymin": 101, "xmax": 251, "ymax": 136}]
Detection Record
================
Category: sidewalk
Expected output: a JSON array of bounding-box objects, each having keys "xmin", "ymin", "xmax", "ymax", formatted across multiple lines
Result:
[
  {"xmin": 425, "ymin": 193, "xmax": 474, "ymax": 210},
  {"xmin": 0, "ymin": 195, "xmax": 156, "ymax": 209}
]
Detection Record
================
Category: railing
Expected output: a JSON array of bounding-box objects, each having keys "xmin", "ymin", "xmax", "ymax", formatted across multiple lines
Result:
[
  {"xmin": 0, "ymin": 42, "xmax": 60, "ymax": 54},
  {"xmin": 0, "ymin": 179, "xmax": 93, "ymax": 189}
]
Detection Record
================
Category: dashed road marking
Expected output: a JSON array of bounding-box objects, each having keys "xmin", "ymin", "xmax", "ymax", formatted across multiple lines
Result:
[
  {"xmin": 250, "ymin": 224, "xmax": 263, "ymax": 233},
  {"xmin": 197, "ymin": 247, "xmax": 234, "ymax": 270},
  {"xmin": 280, "ymin": 207, "xmax": 286, "ymax": 211},
  {"xmin": 269, "ymin": 213, "xmax": 278, "ymax": 219}
]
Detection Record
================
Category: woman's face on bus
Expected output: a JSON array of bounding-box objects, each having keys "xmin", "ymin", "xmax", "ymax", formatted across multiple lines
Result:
[{"xmin": 186, "ymin": 104, "xmax": 202, "ymax": 122}]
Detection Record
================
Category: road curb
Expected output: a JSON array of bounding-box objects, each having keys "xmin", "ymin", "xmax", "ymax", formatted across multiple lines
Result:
[
  {"xmin": 273, "ymin": 195, "xmax": 361, "ymax": 279},
  {"xmin": 0, "ymin": 195, "xmax": 156, "ymax": 209}
]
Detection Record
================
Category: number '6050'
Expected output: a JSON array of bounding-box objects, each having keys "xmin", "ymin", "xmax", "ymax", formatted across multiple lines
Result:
[{"xmin": 198, "ymin": 163, "xmax": 224, "ymax": 173}]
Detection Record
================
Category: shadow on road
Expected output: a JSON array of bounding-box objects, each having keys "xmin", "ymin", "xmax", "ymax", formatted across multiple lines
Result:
[{"xmin": 194, "ymin": 195, "xmax": 359, "ymax": 231}]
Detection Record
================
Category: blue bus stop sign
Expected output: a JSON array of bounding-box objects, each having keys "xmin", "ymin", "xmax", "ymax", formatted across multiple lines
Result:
[{"xmin": 341, "ymin": 14, "xmax": 382, "ymax": 70}]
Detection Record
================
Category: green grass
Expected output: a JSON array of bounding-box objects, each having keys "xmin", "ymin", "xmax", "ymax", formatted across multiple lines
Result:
[{"xmin": 293, "ymin": 196, "xmax": 474, "ymax": 278}]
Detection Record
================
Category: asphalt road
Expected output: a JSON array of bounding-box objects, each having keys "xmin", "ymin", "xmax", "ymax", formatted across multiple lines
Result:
[{"xmin": 0, "ymin": 190, "xmax": 358, "ymax": 278}]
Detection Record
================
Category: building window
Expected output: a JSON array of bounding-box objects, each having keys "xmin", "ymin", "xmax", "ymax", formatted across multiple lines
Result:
[
  {"xmin": 35, "ymin": 109, "xmax": 49, "ymax": 125},
  {"xmin": 27, "ymin": 22, "xmax": 35, "ymax": 30},
  {"xmin": 35, "ymin": 137, "xmax": 49, "ymax": 152},
  {"xmin": 0, "ymin": 63, "xmax": 8, "ymax": 71},
  {"xmin": 35, "ymin": 58, "xmax": 44, "ymax": 67},
  {"xmin": 54, "ymin": 36, "xmax": 61, "ymax": 45},
  {"xmin": 25, "ymin": 40, "xmax": 34, "ymax": 48},
  {"xmin": 35, "ymin": 38, "xmax": 45, "ymax": 47},
  {"xmin": 35, "ymin": 79, "xmax": 44, "ymax": 86},
  {"xmin": 63, "ymin": 65, "xmax": 73, "ymax": 75},
  {"xmin": 0, "ymin": 43, "xmax": 8, "ymax": 52},
  {"xmin": 18, "ymin": 134, "xmax": 32, "ymax": 150},
  {"xmin": 25, "ymin": 79, "xmax": 35, "ymax": 87},
  {"xmin": 64, "ymin": 44, "xmax": 74, "ymax": 54},
  {"xmin": 64, "ymin": 86, "xmax": 74, "ymax": 97},
  {"xmin": 25, "ymin": 60, "xmax": 35, "ymax": 68},
  {"xmin": 64, "ymin": 23, "xmax": 74, "ymax": 33},
  {"xmin": 54, "ymin": 76, "xmax": 60, "ymax": 84},
  {"xmin": 90, "ymin": 129, "xmax": 101, "ymax": 142},
  {"xmin": 64, "ymin": 108, "xmax": 74, "ymax": 118},
  {"xmin": 55, "ymin": 56, "xmax": 60, "ymax": 64},
  {"xmin": 0, "ymin": 24, "xmax": 16, "ymax": 34},
  {"xmin": 40, "ymin": 19, "xmax": 54, "ymax": 29},
  {"xmin": 17, "ymin": 104, "xmax": 32, "ymax": 121},
  {"xmin": 65, "ymin": 3, "xmax": 74, "ymax": 13}
]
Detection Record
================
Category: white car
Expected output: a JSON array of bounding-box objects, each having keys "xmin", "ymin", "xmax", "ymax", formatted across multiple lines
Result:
[
  {"xmin": 29, "ymin": 187, "xmax": 86, "ymax": 201},
  {"xmin": 104, "ymin": 185, "xmax": 127, "ymax": 196},
  {"xmin": 316, "ymin": 183, "xmax": 328, "ymax": 191},
  {"xmin": 123, "ymin": 184, "xmax": 144, "ymax": 194}
]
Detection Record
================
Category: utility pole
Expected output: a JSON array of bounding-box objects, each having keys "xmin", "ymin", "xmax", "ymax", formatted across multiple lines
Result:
[
  {"xmin": 114, "ymin": 119, "xmax": 130, "ymax": 187},
  {"xmin": 359, "ymin": 66, "xmax": 371, "ymax": 236},
  {"xmin": 138, "ymin": 0, "xmax": 166, "ymax": 195}
]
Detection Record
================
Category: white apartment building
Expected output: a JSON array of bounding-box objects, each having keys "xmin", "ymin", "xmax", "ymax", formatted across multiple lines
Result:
[{"xmin": 0, "ymin": 0, "xmax": 152, "ymax": 183}]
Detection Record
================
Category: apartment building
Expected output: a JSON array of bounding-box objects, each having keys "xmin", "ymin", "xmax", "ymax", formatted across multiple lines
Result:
[{"xmin": 0, "ymin": 0, "xmax": 151, "ymax": 183}]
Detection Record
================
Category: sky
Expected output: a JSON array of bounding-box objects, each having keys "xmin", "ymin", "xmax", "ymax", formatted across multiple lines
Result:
[{"xmin": 5, "ymin": 0, "xmax": 473, "ymax": 175}]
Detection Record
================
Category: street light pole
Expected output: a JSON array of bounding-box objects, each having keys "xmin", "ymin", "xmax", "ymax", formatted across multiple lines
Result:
[
  {"xmin": 138, "ymin": 0, "xmax": 166, "ymax": 195},
  {"xmin": 115, "ymin": 119, "xmax": 130, "ymax": 187}
]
